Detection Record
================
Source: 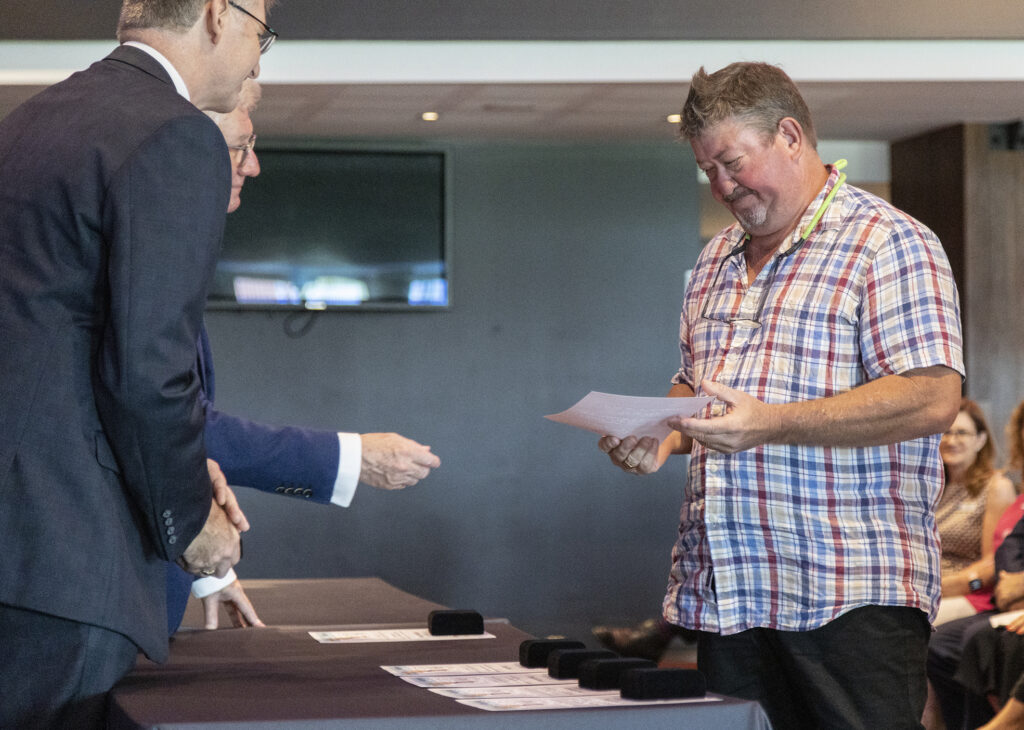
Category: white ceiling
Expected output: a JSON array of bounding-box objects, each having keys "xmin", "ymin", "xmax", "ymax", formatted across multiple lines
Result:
[{"xmin": 3, "ymin": 39, "xmax": 1024, "ymax": 144}]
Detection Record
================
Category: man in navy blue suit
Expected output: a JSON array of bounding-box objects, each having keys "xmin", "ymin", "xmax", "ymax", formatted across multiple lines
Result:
[
  {"xmin": 167, "ymin": 81, "xmax": 443, "ymax": 632},
  {"xmin": 0, "ymin": 1, "xmax": 274, "ymax": 727}
]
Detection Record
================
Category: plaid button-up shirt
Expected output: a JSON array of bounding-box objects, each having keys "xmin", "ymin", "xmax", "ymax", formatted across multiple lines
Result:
[{"xmin": 665, "ymin": 167, "xmax": 964, "ymax": 635}]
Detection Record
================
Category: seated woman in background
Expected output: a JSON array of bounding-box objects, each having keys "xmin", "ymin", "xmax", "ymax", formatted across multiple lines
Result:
[
  {"xmin": 935, "ymin": 398, "xmax": 1017, "ymax": 625},
  {"xmin": 1005, "ymin": 400, "xmax": 1024, "ymax": 484}
]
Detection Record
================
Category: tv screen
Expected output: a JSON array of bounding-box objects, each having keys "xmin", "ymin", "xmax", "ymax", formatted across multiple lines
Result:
[{"xmin": 208, "ymin": 145, "xmax": 449, "ymax": 310}]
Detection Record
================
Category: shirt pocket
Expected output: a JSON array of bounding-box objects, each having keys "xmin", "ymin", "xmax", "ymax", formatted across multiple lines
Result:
[{"xmin": 762, "ymin": 291, "xmax": 863, "ymax": 398}]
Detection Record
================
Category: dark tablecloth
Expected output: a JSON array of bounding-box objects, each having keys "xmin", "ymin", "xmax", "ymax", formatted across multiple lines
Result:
[{"xmin": 110, "ymin": 578, "xmax": 771, "ymax": 729}]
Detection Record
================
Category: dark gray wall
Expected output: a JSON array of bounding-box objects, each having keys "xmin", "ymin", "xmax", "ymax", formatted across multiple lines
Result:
[
  {"xmin": 205, "ymin": 139, "xmax": 701, "ymax": 641},
  {"xmin": 9, "ymin": 1, "xmax": 1024, "ymax": 39}
]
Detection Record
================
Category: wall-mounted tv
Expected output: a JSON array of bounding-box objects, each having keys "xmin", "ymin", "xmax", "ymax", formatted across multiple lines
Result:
[{"xmin": 207, "ymin": 143, "xmax": 449, "ymax": 310}]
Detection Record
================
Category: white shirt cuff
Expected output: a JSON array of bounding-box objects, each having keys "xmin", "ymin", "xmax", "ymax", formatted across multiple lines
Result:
[
  {"xmin": 191, "ymin": 568, "xmax": 237, "ymax": 598},
  {"xmin": 330, "ymin": 432, "xmax": 361, "ymax": 508}
]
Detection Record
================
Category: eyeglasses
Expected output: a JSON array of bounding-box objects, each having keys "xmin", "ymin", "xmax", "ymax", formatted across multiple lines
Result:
[
  {"xmin": 699, "ymin": 238, "xmax": 797, "ymax": 328},
  {"xmin": 700, "ymin": 160, "xmax": 848, "ymax": 328},
  {"xmin": 227, "ymin": 133, "xmax": 257, "ymax": 165},
  {"xmin": 942, "ymin": 429, "xmax": 979, "ymax": 439},
  {"xmin": 228, "ymin": 1, "xmax": 277, "ymax": 54}
]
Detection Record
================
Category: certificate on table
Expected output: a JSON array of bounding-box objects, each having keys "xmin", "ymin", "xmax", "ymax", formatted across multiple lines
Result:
[
  {"xmin": 383, "ymin": 662, "xmax": 533, "ymax": 677},
  {"xmin": 381, "ymin": 661, "xmax": 724, "ymax": 712},
  {"xmin": 545, "ymin": 391, "xmax": 714, "ymax": 442},
  {"xmin": 309, "ymin": 628, "xmax": 495, "ymax": 644},
  {"xmin": 458, "ymin": 695, "xmax": 724, "ymax": 712}
]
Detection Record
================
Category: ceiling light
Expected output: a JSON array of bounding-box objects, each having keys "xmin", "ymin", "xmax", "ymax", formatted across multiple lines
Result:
[
  {"xmin": 666, "ymin": 114, "xmax": 681, "ymax": 124},
  {"xmin": 421, "ymin": 112, "xmax": 439, "ymax": 122}
]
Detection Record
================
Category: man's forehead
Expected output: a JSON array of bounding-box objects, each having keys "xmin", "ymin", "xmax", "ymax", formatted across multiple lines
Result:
[
  {"xmin": 218, "ymin": 109, "xmax": 253, "ymax": 145},
  {"xmin": 693, "ymin": 119, "xmax": 768, "ymax": 161}
]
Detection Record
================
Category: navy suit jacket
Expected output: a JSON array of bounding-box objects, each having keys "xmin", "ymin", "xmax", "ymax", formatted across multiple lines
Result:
[
  {"xmin": 0, "ymin": 46, "xmax": 231, "ymax": 661},
  {"xmin": 165, "ymin": 328, "xmax": 341, "ymax": 633}
]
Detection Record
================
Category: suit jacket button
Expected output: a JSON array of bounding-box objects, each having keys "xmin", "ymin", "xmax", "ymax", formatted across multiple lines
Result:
[
  {"xmin": 303, "ymin": 489, "xmax": 312, "ymax": 498},
  {"xmin": 166, "ymin": 526, "xmax": 175, "ymax": 535},
  {"xmin": 168, "ymin": 535, "xmax": 177, "ymax": 545},
  {"xmin": 164, "ymin": 517, "xmax": 174, "ymax": 526},
  {"xmin": 275, "ymin": 486, "xmax": 284, "ymax": 493},
  {"xmin": 163, "ymin": 510, "xmax": 172, "ymax": 518}
]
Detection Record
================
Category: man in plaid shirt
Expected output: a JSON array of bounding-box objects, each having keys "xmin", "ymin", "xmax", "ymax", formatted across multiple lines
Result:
[{"xmin": 601, "ymin": 62, "xmax": 963, "ymax": 728}]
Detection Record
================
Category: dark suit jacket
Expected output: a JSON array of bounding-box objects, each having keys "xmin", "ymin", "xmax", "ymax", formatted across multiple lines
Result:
[
  {"xmin": 0, "ymin": 46, "xmax": 230, "ymax": 661},
  {"xmin": 165, "ymin": 328, "xmax": 342, "ymax": 633},
  {"xmin": 197, "ymin": 328, "xmax": 340, "ymax": 502}
]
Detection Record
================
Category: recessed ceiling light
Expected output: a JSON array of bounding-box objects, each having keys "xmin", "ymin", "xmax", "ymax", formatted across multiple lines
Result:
[
  {"xmin": 666, "ymin": 114, "xmax": 682, "ymax": 124},
  {"xmin": 421, "ymin": 112, "xmax": 439, "ymax": 122}
]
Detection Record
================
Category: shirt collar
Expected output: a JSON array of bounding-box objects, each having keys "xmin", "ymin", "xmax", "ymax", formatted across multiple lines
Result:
[
  {"xmin": 122, "ymin": 41, "xmax": 191, "ymax": 101},
  {"xmin": 715, "ymin": 164, "xmax": 846, "ymax": 262},
  {"xmin": 785, "ymin": 164, "xmax": 845, "ymax": 252}
]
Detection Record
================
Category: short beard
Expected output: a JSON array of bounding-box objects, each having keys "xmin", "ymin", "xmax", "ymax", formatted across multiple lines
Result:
[{"xmin": 735, "ymin": 205, "xmax": 767, "ymax": 231}]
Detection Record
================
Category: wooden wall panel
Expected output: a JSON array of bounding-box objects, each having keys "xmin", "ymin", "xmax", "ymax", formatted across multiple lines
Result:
[
  {"xmin": 963, "ymin": 125, "xmax": 1024, "ymax": 454},
  {"xmin": 894, "ymin": 124, "xmax": 1024, "ymax": 457}
]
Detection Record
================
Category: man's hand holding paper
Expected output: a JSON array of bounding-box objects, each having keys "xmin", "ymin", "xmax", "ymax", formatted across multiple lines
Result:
[{"xmin": 545, "ymin": 388, "xmax": 712, "ymax": 475}]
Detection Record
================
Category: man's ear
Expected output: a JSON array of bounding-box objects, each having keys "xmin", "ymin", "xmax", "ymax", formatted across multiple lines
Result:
[
  {"xmin": 777, "ymin": 117, "xmax": 805, "ymax": 156},
  {"xmin": 205, "ymin": 0, "xmax": 232, "ymax": 45}
]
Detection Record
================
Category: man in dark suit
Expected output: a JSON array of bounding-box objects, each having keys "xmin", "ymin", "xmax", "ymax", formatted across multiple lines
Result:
[
  {"xmin": 168, "ymin": 82, "xmax": 443, "ymax": 631},
  {"xmin": 0, "ymin": 1, "xmax": 274, "ymax": 726}
]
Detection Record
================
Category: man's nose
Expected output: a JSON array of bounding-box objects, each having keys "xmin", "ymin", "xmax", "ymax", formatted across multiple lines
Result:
[
  {"xmin": 243, "ymin": 150, "xmax": 260, "ymax": 177},
  {"xmin": 714, "ymin": 176, "xmax": 738, "ymax": 201}
]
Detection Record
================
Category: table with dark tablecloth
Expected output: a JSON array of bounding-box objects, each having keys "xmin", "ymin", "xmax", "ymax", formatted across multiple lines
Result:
[{"xmin": 109, "ymin": 578, "xmax": 771, "ymax": 729}]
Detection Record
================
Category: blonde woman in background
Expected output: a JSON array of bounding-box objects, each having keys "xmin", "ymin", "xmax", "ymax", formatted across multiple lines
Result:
[{"xmin": 934, "ymin": 398, "xmax": 1017, "ymax": 625}]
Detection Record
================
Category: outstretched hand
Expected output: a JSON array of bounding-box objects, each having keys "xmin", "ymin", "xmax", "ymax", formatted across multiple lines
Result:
[{"xmin": 360, "ymin": 433, "xmax": 441, "ymax": 490}]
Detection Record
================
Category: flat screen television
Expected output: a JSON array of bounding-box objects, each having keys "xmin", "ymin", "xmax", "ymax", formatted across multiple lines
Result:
[{"xmin": 207, "ymin": 143, "xmax": 449, "ymax": 310}]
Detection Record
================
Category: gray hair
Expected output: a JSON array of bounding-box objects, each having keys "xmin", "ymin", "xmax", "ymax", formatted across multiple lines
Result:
[
  {"xmin": 117, "ymin": 0, "xmax": 275, "ymax": 39},
  {"xmin": 680, "ymin": 62, "xmax": 817, "ymax": 149},
  {"xmin": 205, "ymin": 79, "xmax": 262, "ymax": 125}
]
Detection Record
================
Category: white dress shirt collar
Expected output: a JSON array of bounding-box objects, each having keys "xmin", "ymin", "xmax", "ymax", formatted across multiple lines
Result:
[{"xmin": 121, "ymin": 41, "xmax": 191, "ymax": 101}]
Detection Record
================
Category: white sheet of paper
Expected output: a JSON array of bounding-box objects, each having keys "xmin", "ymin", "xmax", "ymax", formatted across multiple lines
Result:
[
  {"xmin": 457, "ymin": 695, "xmax": 724, "ymax": 711},
  {"xmin": 545, "ymin": 391, "xmax": 714, "ymax": 442},
  {"xmin": 431, "ymin": 685, "xmax": 619, "ymax": 699},
  {"xmin": 989, "ymin": 609, "xmax": 1024, "ymax": 628},
  {"xmin": 401, "ymin": 672, "xmax": 574, "ymax": 688},
  {"xmin": 308, "ymin": 628, "xmax": 494, "ymax": 644},
  {"xmin": 382, "ymin": 662, "xmax": 532, "ymax": 677}
]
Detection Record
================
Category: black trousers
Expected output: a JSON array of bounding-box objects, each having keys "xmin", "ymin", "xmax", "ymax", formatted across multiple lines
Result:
[
  {"xmin": 926, "ymin": 611, "xmax": 995, "ymax": 729},
  {"xmin": 698, "ymin": 605, "xmax": 930, "ymax": 730},
  {"xmin": 0, "ymin": 602, "xmax": 139, "ymax": 730}
]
